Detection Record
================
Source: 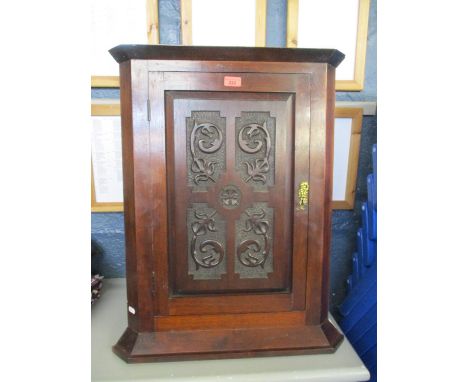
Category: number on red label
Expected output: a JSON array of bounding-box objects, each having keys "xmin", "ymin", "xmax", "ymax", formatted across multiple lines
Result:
[{"xmin": 224, "ymin": 76, "xmax": 242, "ymax": 87}]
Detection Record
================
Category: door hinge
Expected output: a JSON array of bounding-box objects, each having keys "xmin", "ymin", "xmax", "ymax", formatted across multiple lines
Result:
[
  {"xmin": 151, "ymin": 271, "xmax": 156, "ymax": 296},
  {"xmin": 147, "ymin": 99, "xmax": 151, "ymax": 121}
]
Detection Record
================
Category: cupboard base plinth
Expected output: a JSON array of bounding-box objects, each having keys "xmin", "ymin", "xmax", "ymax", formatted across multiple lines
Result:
[{"xmin": 113, "ymin": 320, "xmax": 344, "ymax": 363}]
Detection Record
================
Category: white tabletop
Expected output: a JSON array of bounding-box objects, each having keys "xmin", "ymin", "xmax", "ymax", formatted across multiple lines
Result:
[{"xmin": 92, "ymin": 278, "xmax": 369, "ymax": 382}]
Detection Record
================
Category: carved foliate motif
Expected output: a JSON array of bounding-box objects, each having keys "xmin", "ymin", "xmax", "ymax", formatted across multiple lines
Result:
[
  {"xmin": 186, "ymin": 111, "xmax": 226, "ymax": 191},
  {"xmin": 235, "ymin": 203, "xmax": 274, "ymax": 279},
  {"xmin": 236, "ymin": 112, "xmax": 275, "ymax": 191},
  {"xmin": 187, "ymin": 204, "xmax": 226, "ymax": 280}
]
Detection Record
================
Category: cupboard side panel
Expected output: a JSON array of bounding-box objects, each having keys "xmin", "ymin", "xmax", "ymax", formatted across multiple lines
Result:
[
  {"xmin": 321, "ymin": 65, "xmax": 336, "ymax": 322},
  {"xmin": 306, "ymin": 66, "xmax": 328, "ymax": 325},
  {"xmin": 120, "ymin": 61, "xmax": 138, "ymax": 331},
  {"xmin": 124, "ymin": 60, "xmax": 154, "ymax": 331},
  {"xmin": 149, "ymin": 72, "xmax": 171, "ymax": 316}
]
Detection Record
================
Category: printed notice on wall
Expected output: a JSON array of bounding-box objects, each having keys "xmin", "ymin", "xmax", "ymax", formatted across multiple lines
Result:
[
  {"xmin": 192, "ymin": 0, "xmax": 256, "ymax": 47},
  {"xmin": 91, "ymin": 116, "xmax": 123, "ymax": 203},
  {"xmin": 333, "ymin": 117, "xmax": 353, "ymax": 201},
  {"xmin": 297, "ymin": 0, "xmax": 359, "ymax": 81},
  {"xmin": 91, "ymin": 0, "xmax": 147, "ymax": 76}
]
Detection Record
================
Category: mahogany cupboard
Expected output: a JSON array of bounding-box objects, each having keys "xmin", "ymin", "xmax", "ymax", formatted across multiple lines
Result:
[{"xmin": 109, "ymin": 45, "xmax": 345, "ymax": 362}]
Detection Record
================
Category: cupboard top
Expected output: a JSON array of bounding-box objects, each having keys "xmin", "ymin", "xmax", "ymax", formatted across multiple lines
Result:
[{"xmin": 109, "ymin": 45, "xmax": 344, "ymax": 67}]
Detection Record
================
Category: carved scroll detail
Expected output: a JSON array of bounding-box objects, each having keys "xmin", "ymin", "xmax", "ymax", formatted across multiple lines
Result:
[
  {"xmin": 239, "ymin": 122, "xmax": 271, "ymax": 184},
  {"xmin": 236, "ymin": 112, "xmax": 275, "ymax": 191},
  {"xmin": 191, "ymin": 210, "xmax": 224, "ymax": 269},
  {"xmin": 237, "ymin": 209, "xmax": 270, "ymax": 267},
  {"xmin": 188, "ymin": 204, "xmax": 226, "ymax": 280},
  {"xmin": 187, "ymin": 112, "xmax": 226, "ymax": 191},
  {"xmin": 190, "ymin": 123, "xmax": 223, "ymax": 184},
  {"xmin": 235, "ymin": 203, "xmax": 274, "ymax": 279}
]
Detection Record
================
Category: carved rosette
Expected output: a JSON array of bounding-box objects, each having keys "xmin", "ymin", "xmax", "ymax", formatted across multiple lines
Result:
[
  {"xmin": 235, "ymin": 203, "xmax": 274, "ymax": 279},
  {"xmin": 186, "ymin": 111, "xmax": 226, "ymax": 191},
  {"xmin": 219, "ymin": 184, "xmax": 242, "ymax": 210},
  {"xmin": 187, "ymin": 204, "xmax": 226, "ymax": 280},
  {"xmin": 235, "ymin": 112, "xmax": 276, "ymax": 192}
]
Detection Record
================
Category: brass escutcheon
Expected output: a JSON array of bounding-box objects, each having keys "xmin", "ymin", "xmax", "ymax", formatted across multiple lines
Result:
[{"xmin": 297, "ymin": 181, "xmax": 309, "ymax": 210}]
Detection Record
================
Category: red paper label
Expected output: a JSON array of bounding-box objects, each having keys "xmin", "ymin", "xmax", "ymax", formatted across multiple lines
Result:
[{"xmin": 224, "ymin": 76, "xmax": 242, "ymax": 87}]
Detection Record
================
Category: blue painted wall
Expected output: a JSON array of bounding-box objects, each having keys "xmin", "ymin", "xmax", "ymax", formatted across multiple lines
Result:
[
  {"xmin": 91, "ymin": 0, "xmax": 377, "ymax": 312},
  {"xmin": 266, "ymin": 0, "xmax": 287, "ymax": 47},
  {"xmin": 158, "ymin": 0, "xmax": 181, "ymax": 45}
]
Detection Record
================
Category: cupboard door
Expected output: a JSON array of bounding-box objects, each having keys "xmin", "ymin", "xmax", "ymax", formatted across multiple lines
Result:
[{"xmin": 150, "ymin": 72, "xmax": 311, "ymax": 316}]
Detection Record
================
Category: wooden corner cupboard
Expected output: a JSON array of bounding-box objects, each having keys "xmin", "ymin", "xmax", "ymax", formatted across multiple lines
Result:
[{"xmin": 109, "ymin": 44, "xmax": 345, "ymax": 363}]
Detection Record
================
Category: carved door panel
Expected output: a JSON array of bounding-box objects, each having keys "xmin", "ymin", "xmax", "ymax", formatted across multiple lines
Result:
[
  {"xmin": 168, "ymin": 92, "xmax": 291, "ymax": 293},
  {"xmin": 150, "ymin": 72, "xmax": 312, "ymax": 316}
]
